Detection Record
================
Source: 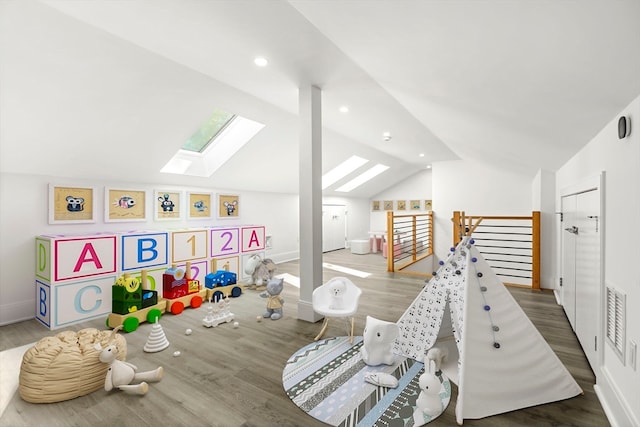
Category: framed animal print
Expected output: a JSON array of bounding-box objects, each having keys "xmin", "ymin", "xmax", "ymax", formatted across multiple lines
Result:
[
  {"xmin": 105, "ymin": 188, "xmax": 147, "ymax": 222},
  {"xmin": 188, "ymin": 192, "xmax": 213, "ymax": 220},
  {"xmin": 218, "ymin": 194, "xmax": 240, "ymax": 218},
  {"xmin": 155, "ymin": 190, "xmax": 182, "ymax": 220},
  {"xmin": 48, "ymin": 184, "xmax": 96, "ymax": 224}
]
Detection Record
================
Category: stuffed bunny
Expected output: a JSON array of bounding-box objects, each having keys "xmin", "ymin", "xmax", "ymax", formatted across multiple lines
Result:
[{"xmin": 414, "ymin": 359, "xmax": 442, "ymax": 424}]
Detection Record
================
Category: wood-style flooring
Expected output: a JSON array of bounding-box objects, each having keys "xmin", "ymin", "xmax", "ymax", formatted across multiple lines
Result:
[{"xmin": 0, "ymin": 249, "xmax": 609, "ymax": 427}]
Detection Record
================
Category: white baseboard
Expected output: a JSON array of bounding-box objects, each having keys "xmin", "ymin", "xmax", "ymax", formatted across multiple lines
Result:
[{"xmin": 595, "ymin": 366, "xmax": 639, "ymax": 427}]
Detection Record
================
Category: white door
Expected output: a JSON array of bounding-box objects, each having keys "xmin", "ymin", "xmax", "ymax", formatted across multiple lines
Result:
[
  {"xmin": 561, "ymin": 189, "xmax": 601, "ymax": 371},
  {"xmin": 322, "ymin": 205, "xmax": 346, "ymax": 252},
  {"xmin": 574, "ymin": 189, "xmax": 600, "ymax": 371},
  {"xmin": 561, "ymin": 194, "xmax": 577, "ymax": 330}
]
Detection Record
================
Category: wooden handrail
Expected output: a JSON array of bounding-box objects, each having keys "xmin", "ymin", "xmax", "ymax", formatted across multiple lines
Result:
[{"xmin": 453, "ymin": 211, "xmax": 541, "ymax": 290}]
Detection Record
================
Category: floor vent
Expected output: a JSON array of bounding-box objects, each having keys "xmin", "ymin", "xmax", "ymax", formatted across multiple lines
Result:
[{"xmin": 606, "ymin": 283, "xmax": 626, "ymax": 364}]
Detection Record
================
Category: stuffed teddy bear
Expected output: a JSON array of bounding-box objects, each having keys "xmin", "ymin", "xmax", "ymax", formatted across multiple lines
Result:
[
  {"xmin": 360, "ymin": 315, "xmax": 399, "ymax": 366},
  {"xmin": 260, "ymin": 277, "xmax": 284, "ymax": 320},
  {"xmin": 94, "ymin": 326, "xmax": 163, "ymax": 395}
]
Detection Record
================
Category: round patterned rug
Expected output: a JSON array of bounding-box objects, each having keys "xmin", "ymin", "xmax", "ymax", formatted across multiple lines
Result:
[{"xmin": 282, "ymin": 336, "xmax": 450, "ymax": 427}]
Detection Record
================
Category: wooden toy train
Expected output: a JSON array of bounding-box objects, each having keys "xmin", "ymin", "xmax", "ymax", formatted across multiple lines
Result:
[{"xmin": 107, "ymin": 261, "xmax": 241, "ymax": 332}]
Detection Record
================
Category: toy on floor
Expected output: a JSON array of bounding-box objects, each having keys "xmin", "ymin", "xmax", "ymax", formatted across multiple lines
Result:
[
  {"xmin": 204, "ymin": 261, "xmax": 242, "ymax": 301},
  {"xmin": 364, "ymin": 372, "xmax": 399, "ymax": 388},
  {"xmin": 244, "ymin": 254, "xmax": 276, "ymax": 289},
  {"xmin": 260, "ymin": 277, "xmax": 284, "ymax": 320},
  {"xmin": 203, "ymin": 295, "xmax": 234, "ymax": 327},
  {"xmin": 413, "ymin": 359, "xmax": 443, "ymax": 425},
  {"xmin": 360, "ymin": 315, "xmax": 399, "ymax": 366},
  {"xmin": 143, "ymin": 318, "xmax": 170, "ymax": 353},
  {"xmin": 95, "ymin": 326, "xmax": 163, "ymax": 395},
  {"xmin": 426, "ymin": 345, "xmax": 448, "ymax": 373}
]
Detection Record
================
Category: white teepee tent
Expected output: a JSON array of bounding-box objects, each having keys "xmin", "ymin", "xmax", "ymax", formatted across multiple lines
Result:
[{"xmin": 393, "ymin": 236, "xmax": 583, "ymax": 424}]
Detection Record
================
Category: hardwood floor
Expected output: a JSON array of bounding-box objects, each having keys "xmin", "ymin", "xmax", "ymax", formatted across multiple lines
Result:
[{"xmin": 0, "ymin": 249, "xmax": 609, "ymax": 427}]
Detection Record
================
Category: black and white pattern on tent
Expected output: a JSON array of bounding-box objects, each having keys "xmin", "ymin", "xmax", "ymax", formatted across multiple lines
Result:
[{"xmin": 392, "ymin": 239, "xmax": 469, "ymax": 362}]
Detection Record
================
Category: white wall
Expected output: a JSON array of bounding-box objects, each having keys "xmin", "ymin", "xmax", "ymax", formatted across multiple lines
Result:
[
  {"xmin": 532, "ymin": 169, "xmax": 557, "ymax": 289},
  {"xmin": 556, "ymin": 95, "xmax": 640, "ymax": 427},
  {"xmin": 431, "ymin": 159, "xmax": 533, "ymax": 261},
  {"xmin": 0, "ymin": 172, "xmax": 302, "ymax": 325},
  {"xmin": 369, "ymin": 169, "xmax": 433, "ymax": 232}
]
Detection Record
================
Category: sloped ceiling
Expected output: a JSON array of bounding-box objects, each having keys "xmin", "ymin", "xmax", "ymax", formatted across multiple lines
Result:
[{"xmin": 1, "ymin": 0, "xmax": 639, "ymax": 198}]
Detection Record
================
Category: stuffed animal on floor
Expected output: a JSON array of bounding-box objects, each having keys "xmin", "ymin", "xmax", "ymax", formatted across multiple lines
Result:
[
  {"xmin": 94, "ymin": 326, "xmax": 163, "ymax": 395},
  {"xmin": 325, "ymin": 277, "xmax": 348, "ymax": 310},
  {"xmin": 426, "ymin": 345, "xmax": 448, "ymax": 373},
  {"xmin": 360, "ymin": 315, "xmax": 399, "ymax": 366},
  {"xmin": 260, "ymin": 277, "xmax": 284, "ymax": 320},
  {"xmin": 413, "ymin": 359, "xmax": 443, "ymax": 425},
  {"xmin": 244, "ymin": 254, "xmax": 276, "ymax": 289}
]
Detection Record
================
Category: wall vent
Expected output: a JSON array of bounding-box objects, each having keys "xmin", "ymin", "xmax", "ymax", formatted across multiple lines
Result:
[{"xmin": 606, "ymin": 284, "xmax": 626, "ymax": 364}]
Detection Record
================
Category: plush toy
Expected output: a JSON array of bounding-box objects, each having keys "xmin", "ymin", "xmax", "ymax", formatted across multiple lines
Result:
[
  {"xmin": 260, "ymin": 278, "xmax": 284, "ymax": 320},
  {"xmin": 413, "ymin": 359, "xmax": 443, "ymax": 424},
  {"xmin": 360, "ymin": 315, "xmax": 399, "ymax": 366},
  {"xmin": 244, "ymin": 254, "xmax": 276, "ymax": 289},
  {"xmin": 94, "ymin": 326, "xmax": 164, "ymax": 395},
  {"xmin": 426, "ymin": 345, "xmax": 448, "ymax": 373},
  {"xmin": 325, "ymin": 277, "xmax": 348, "ymax": 310}
]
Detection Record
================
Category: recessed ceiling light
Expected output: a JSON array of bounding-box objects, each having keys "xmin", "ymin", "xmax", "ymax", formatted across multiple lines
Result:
[
  {"xmin": 339, "ymin": 106, "xmax": 349, "ymax": 113},
  {"xmin": 426, "ymin": 165, "xmax": 432, "ymax": 169},
  {"xmin": 419, "ymin": 153, "xmax": 425, "ymax": 157},
  {"xmin": 254, "ymin": 56, "xmax": 268, "ymax": 67},
  {"xmin": 383, "ymin": 132, "xmax": 391, "ymax": 142}
]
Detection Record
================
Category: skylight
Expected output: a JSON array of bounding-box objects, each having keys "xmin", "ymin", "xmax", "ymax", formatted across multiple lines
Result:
[
  {"xmin": 335, "ymin": 164, "xmax": 389, "ymax": 192},
  {"xmin": 161, "ymin": 110, "xmax": 265, "ymax": 177},
  {"xmin": 322, "ymin": 155, "xmax": 369, "ymax": 190},
  {"xmin": 181, "ymin": 109, "xmax": 236, "ymax": 153}
]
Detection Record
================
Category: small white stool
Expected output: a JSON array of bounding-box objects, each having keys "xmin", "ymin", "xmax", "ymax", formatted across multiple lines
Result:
[{"xmin": 351, "ymin": 240, "xmax": 370, "ymax": 255}]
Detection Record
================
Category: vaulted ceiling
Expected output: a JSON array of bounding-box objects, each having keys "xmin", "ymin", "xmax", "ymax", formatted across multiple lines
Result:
[{"xmin": 1, "ymin": 0, "xmax": 639, "ymax": 198}]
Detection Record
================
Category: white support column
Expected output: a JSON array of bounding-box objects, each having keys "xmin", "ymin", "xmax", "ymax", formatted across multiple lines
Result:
[{"xmin": 297, "ymin": 85, "xmax": 324, "ymax": 323}]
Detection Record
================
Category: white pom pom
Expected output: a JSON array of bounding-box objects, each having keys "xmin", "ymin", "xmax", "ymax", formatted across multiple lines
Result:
[
  {"xmin": 173, "ymin": 351, "xmax": 181, "ymax": 357},
  {"xmin": 233, "ymin": 321, "xmax": 239, "ymax": 328},
  {"xmin": 185, "ymin": 328, "xmax": 192, "ymax": 335},
  {"xmin": 256, "ymin": 316, "xmax": 262, "ymax": 322}
]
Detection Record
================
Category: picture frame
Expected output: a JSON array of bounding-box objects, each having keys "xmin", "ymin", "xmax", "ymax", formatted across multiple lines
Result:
[
  {"xmin": 372, "ymin": 200, "xmax": 380, "ymax": 211},
  {"xmin": 397, "ymin": 200, "xmax": 406, "ymax": 210},
  {"xmin": 383, "ymin": 200, "xmax": 393, "ymax": 211},
  {"xmin": 48, "ymin": 184, "xmax": 97, "ymax": 224},
  {"xmin": 154, "ymin": 190, "xmax": 182, "ymax": 220},
  {"xmin": 187, "ymin": 192, "xmax": 213, "ymax": 220},
  {"xmin": 425, "ymin": 199, "xmax": 433, "ymax": 211},
  {"xmin": 105, "ymin": 188, "xmax": 147, "ymax": 222},
  {"xmin": 217, "ymin": 194, "xmax": 240, "ymax": 218},
  {"xmin": 410, "ymin": 200, "xmax": 421, "ymax": 210}
]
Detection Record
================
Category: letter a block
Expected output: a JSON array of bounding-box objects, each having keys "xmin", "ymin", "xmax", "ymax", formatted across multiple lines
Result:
[
  {"xmin": 241, "ymin": 226, "xmax": 265, "ymax": 253},
  {"xmin": 36, "ymin": 234, "xmax": 117, "ymax": 284}
]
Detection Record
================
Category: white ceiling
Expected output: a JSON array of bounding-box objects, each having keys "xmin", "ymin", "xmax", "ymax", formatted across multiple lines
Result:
[{"xmin": 1, "ymin": 0, "xmax": 639, "ymax": 198}]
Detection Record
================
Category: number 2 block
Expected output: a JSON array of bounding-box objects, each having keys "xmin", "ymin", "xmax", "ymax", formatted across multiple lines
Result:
[{"xmin": 210, "ymin": 227, "xmax": 240, "ymax": 257}]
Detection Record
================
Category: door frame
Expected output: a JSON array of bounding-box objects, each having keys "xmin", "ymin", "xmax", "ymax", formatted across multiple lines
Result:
[{"xmin": 558, "ymin": 171, "xmax": 605, "ymax": 376}]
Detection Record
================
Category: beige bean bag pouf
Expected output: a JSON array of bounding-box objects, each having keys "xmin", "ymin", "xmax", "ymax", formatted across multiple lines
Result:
[{"xmin": 19, "ymin": 328, "xmax": 127, "ymax": 403}]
